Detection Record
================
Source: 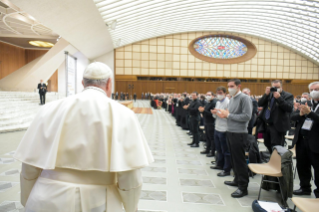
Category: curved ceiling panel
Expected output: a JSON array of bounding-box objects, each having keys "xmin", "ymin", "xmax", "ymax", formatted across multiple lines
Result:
[{"xmin": 93, "ymin": 0, "xmax": 319, "ymax": 64}]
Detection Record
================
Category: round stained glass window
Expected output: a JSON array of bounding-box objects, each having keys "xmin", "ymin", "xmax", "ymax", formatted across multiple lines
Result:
[
  {"xmin": 188, "ymin": 35, "xmax": 257, "ymax": 64},
  {"xmin": 194, "ymin": 37, "xmax": 247, "ymax": 59}
]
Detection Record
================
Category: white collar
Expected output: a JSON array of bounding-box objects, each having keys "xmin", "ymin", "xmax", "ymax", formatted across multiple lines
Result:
[{"xmin": 83, "ymin": 86, "xmax": 107, "ymax": 96}]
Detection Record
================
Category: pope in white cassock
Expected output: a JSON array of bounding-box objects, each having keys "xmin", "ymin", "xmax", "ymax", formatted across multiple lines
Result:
[{"xmin": 13, "ymin": 62, "xmax": 154, "ymax": 212}]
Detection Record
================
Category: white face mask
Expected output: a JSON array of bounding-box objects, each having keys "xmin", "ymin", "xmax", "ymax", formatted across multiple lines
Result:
[
  {"xmin": 217, "ymin": 95, "xmax": 224, "ymax": 100},
  {"xmin": 228, "ymin": 87, "xmax": 238, "ymax": 96},
  {"xmin": 310, "ymin": 90, "xmax": 319, "ymax": 99},
  {"xmin": 300, "ymin": 98, "xmax": 307, "ymax": 103},
  {"xmin": 206, "ymin": 95, "xmax": 212, "ymax": 101}
]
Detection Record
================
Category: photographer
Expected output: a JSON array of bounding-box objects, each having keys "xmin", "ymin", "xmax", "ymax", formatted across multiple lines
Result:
[{"xmin": 258, "ymin": 80, "xmax": 294, "ymax": 153}]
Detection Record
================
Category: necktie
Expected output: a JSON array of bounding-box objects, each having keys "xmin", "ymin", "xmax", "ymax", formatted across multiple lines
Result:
[{"xmin": 265, "ymin": 97, "xmax": 275, "ymax": 120}]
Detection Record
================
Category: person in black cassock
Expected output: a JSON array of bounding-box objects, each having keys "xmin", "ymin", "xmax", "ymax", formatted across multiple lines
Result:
[
  {"xmin": 291, "ymin": 81, "xmax": 319, "ymax": 198},
  {"xmin": 185, "ymin": 92, "xmax": 202, "ymax": 148},
  {"xmin": 198, "ymin": 92, "xmax": 217, "ymax": 157},
  {"xmin": 37, "ymin": 79, "xmax": 47, "ymax": 105},
  {"xmin": 133, "ymin": 93, "xmax": 137, "ymax": 102}
]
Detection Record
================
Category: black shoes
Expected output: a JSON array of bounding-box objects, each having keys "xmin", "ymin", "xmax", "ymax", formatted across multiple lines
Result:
[
  {"xmin": 293, "ymin": 188, "xmax": 311, "ymax": 196},
  {"xmin": 231, "ymin": 189, "xmax": 248, "ymax": 198},
  {"xmin": 187, "ymin": 142, "xmax": 194, "ymax": 146},
  {"xmin": 210, "ymin": 166, "xmax": 222, "ymax": 170},
  {"xmin": 217, "ymin": 171, "xmax": 230, "ymax": 177},
  {"xmin": 190, "ymin": 143, "xmax": 199, "ymax": 147},
  {"xmin": 206, "ymin": 153, "xmax": 215, "ymax": 157},
  {"xmin": 200, "ymin": 150, "xmax": 210, "ymax": 154},
  {"xmin": 224, "ymin": 181, "xmax": 238, "ymax": 187}
]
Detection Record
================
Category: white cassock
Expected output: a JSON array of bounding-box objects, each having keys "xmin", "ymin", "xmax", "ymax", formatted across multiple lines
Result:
[{"xmin": 14, "ymin": 86, "xmax": 154, "ymax": 212}]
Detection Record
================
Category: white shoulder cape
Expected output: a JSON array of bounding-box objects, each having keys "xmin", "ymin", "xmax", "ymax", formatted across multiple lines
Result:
[{"xmin": 14, "ymin": 89, "xmax": 154, "ymax": 172}]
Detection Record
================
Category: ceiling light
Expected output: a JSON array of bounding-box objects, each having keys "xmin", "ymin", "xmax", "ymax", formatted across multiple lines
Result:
[{"xmin": 29, "ymin": 41, "xmax": 54, "ymax": 48}]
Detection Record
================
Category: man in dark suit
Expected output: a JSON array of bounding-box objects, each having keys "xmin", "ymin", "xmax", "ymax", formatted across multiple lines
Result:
[
  {"xmin": 291, "ymin": 81, "xmax": 319, "ymax": 198},
  {"xmin": 185, "ymin": 92, "xmax": 201, "ymax": 147},
  {"xmin": 37, "ymin": 80, "xmax": 47, "ymax": 105},
  {"xmin": 243, "ymin": 88, "xmax": 258, "ymax": 135},
  {"xmin": 115, "ymin": 91, "xmax": 119, "ymax": 100},
  {"xmin": 133, "ymin": 93, "xmax": 137, "ymax": 102},
  {"xmin": 258, "ymin": 80, "xmax": 294, "ymax": 153},
  {"xmin": 198, "ymin": 91, "xmax": 217, "ymax": 157}
]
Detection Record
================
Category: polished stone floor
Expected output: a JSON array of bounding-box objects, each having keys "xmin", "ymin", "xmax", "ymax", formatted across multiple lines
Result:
[{"xmin": 0, "ymin": 100, "xmax": 315, "ymax": 212}]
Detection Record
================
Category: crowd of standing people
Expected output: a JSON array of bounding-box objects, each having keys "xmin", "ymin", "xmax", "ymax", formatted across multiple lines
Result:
[{"xmin": 148, "ymin": 79, "xmax": 318, "ymax": 200}]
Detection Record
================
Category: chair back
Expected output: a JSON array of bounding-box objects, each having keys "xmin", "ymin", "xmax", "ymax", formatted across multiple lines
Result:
[{"xmin": 268, "ymin": 149, "xmax": 281, "ymax": 172}]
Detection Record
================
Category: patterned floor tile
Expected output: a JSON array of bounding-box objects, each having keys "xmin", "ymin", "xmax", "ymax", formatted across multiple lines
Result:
[
  {"xmin": 0, "ymin": 158, "xmax": 15, "ymax": 164},
  {"xmin": 175, "ymin": 153, "xmax": 197, "ymax": 158},
  {"xmin": 140, "ymin": 190, "xmax": 167, "ymax": 201},
  {"xmin": 4, "ymin": 151, "xmax": 16, "ymax": 156},
  {"xmin": 177, "ymin": 160, "xmax": 201, "ymax": 165},
  {"xmin": 0, "ymin": 182, "xmax": 19, "ymax": 193},
  {"xmin": 180, "ymin": 179, "xmax": 215, "ymax": 188},
  {"xmin": 0, "ymin": 169, "xmax": 20, "ymax": 176},
  {"xmin": 143, "ymin": 167, "xmax": 166, "ymax": 173},
  {"xmin": 178, "ymin": 168, "xmax": 208, "ymax": 175},
  {"xmin": 143, "ymin": 177, "xmax": 166, "ymax": 185},
  {"xmin": 153, "ymin": 159, "xmax": 166, "ymax": 164},
  {"xmin": 151, "ymin": 152, "xmax": 166, "ymax": 157},
  {"xmin": 182, "ymin": 192, "xmax": 225, "ymax": 205},
  {"xmin": 0, "ymin": 201, "xmax": 23, "ymax": 212}
]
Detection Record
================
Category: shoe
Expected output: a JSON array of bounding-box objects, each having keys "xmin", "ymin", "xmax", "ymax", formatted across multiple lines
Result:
[
  {"xmin": 210, "ymin": 166, "xmax": 222, "ymax": 170},
  {"xmin": 293, "ymin": 188, "xmax": 311, "ymax": 196},
  {"xmin": 200, "ymin": 150, "xmax": 210, "ymax": 154},
  {"xmin": 206, "ymin": 153, "xmax": 215, "ymax": 157},
  {"xmin": 190, "ymin": 143, "xmax": 199, "ymax": 148},
  {"xmin": 217, "ymin": 171, "xmax": 230, "ymax": 177},
  {"xmin": 211, "ymin": 161, "xmax": 216, "ymax": 165},
  {"xmin": 187, "ymin": 142, "xmax": 194, "ymax": 145},
  {"xmin": 187, "ymin": 132, "xmax": 192, "ymax": 135},
  {"xmin": 224, "ymin": 181, "xmax": 238, "ymax": 187},
  {"xmin": 231, "ymin": 189, "xmax": 248, "ymax": 198}
]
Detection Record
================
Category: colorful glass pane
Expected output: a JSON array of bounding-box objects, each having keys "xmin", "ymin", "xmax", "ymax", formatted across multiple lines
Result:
[{"xmin": 193, "ymin": 37, "xmax": 247, "ymax": 59}]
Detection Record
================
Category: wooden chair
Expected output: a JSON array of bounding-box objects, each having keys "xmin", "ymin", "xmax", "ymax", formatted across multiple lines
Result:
[
  {"xmin": 248, "ymin": 149, "xmax": 287, "ymax": 207},
  {"xmin": 292, "ymin": 197, "xmax": 319, "ymax": 212}
]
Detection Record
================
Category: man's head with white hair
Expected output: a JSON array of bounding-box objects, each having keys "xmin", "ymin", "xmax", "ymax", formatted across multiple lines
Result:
[
  {"xmin": 82, "ymin": 62, "xmax": 113, "ymax": 97},
  {"xmin": 242, "ymin": 88, "xmax": 251, "ymax": 96}
]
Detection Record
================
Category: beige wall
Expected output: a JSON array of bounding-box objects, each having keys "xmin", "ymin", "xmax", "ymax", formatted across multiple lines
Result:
[{"xmin": 115, "ymin": 32, "xmax": 319, "ymax": 80}]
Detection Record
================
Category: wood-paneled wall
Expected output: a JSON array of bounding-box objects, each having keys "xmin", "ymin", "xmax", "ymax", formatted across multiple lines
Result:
[
  {"xmin": 0, "ymin": 41, "xmax": 49, "ymax": 80},
  {"xmin": 0, "ymin": 42, "xmax": 25, "ymax": 79},
  {"xmin": 25, "ymin": 49, "xmax": 48, "ymax": 64},
  {"xmin": 115, "ymin": 80, "xmax": 310, "ymax": 98}
]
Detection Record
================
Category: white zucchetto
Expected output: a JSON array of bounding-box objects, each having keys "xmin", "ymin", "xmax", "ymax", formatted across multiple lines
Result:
[{"xmin": 83, "ymin": 62, "xmax": 112, "ymax": 80}]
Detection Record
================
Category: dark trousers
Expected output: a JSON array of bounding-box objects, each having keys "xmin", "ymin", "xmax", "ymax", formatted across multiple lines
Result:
[
  {"xmin": 190, "ymin": 116, "xmax": 200, "ymax": 144},
  {"xmin": 227, "ymin": 132, "xmax": 249, "ymax": 190},
  {"xmin": 39, "ymin": 93, "xmax": 45, "ymax": 104},
  {"xmin": 263, "ymin": 124, "xmax": 285, "ymax": 154},
  {"xmin": 205, "ymin": 124, "xmax": 215, "ymax": 153},
  {"xmin": 215, "ymin": 130, "xmax": 231, "ymax": 172},
  {"xmin": 296, "ymin": 136, "xmax": 319, "ymax": 198},
  {"xmin": 134, "ymin": 97, "xmax": 136, "ymax": 102}
]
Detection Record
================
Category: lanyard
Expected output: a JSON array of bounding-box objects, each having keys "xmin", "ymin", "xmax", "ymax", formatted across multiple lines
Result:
[{"xmin": 311, "ymin": 101, "xmax": 319, "ymax": 112}]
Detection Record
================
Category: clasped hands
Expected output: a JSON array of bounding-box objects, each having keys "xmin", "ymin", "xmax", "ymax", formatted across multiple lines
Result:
[
  {"xmin": 210, "ymin": 108, "xmax": 229, "ymax": 118},
  {"xmin": 183, "ymin": 104, "xmax": 190, "ymax": 109},
  {"xmin": 198, "ymin": 106, "xmax": 204, "ymax": 112}
]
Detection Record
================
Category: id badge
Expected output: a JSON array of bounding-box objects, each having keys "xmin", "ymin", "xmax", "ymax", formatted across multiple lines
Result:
[
  {"xmin": 302, "ymin": 119, "xmax": 313, "ymax": 131},
  {"xmin": 177, "ymin": 103, "xmax": 179, "ymax": 107}
]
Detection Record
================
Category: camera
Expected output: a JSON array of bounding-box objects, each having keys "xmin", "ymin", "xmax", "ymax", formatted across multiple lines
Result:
[{"xmin": 270, "ymin": 87, "xmax": 280, "ymax": 92}]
